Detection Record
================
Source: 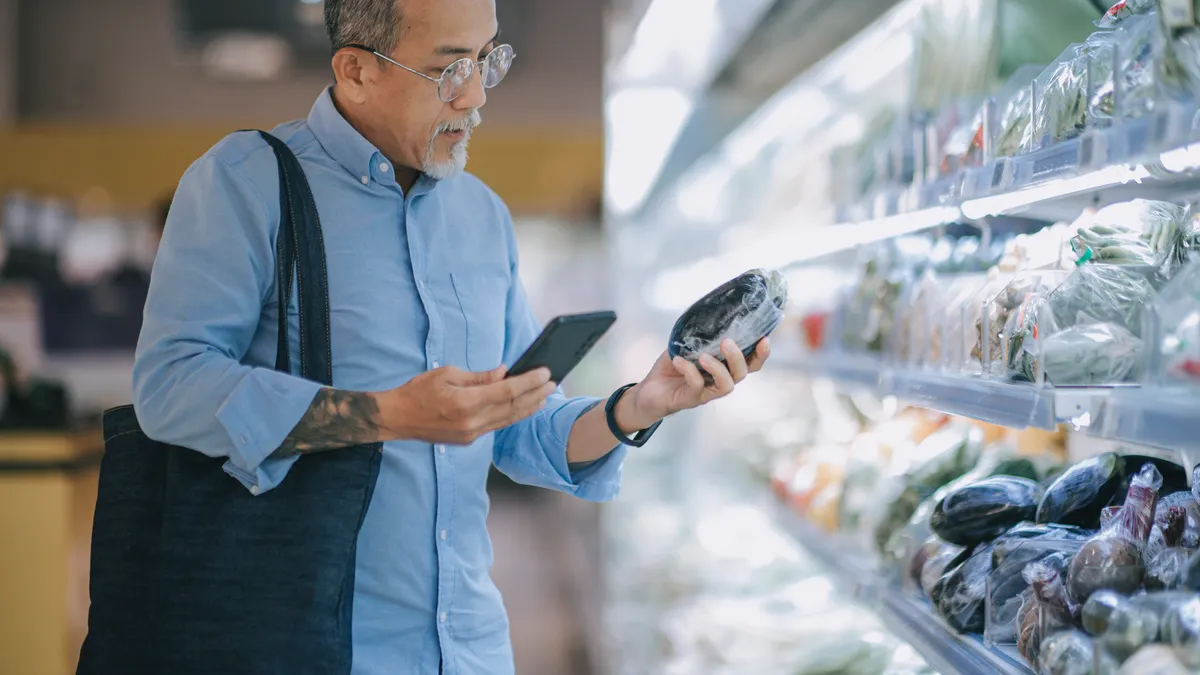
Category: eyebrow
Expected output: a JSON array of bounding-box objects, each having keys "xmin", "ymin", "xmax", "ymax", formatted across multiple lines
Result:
[{"xmin": 434, "ymin": 29, "xmax": 500, "ymax": 56}]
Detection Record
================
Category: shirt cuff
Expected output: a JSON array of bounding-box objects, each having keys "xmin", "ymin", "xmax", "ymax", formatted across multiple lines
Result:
[
  {"xmin": 215, "ymin": 368, "xmax": 324, "ymax": 494},
  {"xmin": 543, "ymin": 396, "xmax": 628, "ymax": 502}
]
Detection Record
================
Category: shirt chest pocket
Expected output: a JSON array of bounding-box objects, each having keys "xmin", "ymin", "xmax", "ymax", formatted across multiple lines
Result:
[{"xmin": 450, "ymin": 272, "xmax": 509, "ymax": 372}]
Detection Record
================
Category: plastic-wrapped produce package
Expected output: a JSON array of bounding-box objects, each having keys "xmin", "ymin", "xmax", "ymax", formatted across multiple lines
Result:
[
  {"xmin": 1027, "ymin": 43, "xmax": 1090, "ymax": 150},
  {"xmin": 978, "ymin": 271, "xmax": 1069, "ymax": 380},
  {"xmin": 1163, "ymin": 594, "xmax": 1200, "ymax": 668},
  {"xmin": 936, "ymin": 543, "xmax": 995, "ymax": 634},
  {"xmin": 992, "ymin": 64, "xmax": 1046, "ymax": 158},
  {"xmin": 1038, "ymin": 630, "xmax": 1119, "ymax": 675},
  {"xmin": 938, "ymin": 273, "xmax": 989, "ymax": 372},
  {"xmin": 987, "ymin": 531, "xmax": 1090, "ymax": 647},
  {"xmin": 1150, "ymin": 491, "xmax": 1200, "ymax": 551},
  {"xmin": 1068, "ymin": 464, "xmax": 1164, "ymax": 603},
  {"xmin": 1069, "ymin": 200, "xmax": 1192, "ymax": 273},
  {"xmin": 1149, "ymin": 260, "xmax": 1200, "ymax": 387},
  {"xmin": 1094, "ymin": 0, "xmax": 1155, "ymax": 28},
  {"xmin": 1145, "ymin": 507, "xmax": 1193, "ymax": 590},
  {"xmin": 1016, "ymin": 561, "xmax": 1078, "ymax": 662},
  {"xmin": 1116, "ymin": 645, "xmax": 1191, "ymax": 675},
  {"xmin": 669, "ymin": 268, "xmax": 788, "ymax": 378}
]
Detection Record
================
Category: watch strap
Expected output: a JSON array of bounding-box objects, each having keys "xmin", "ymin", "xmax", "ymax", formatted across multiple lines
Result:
[{"xmin": 604, "ymin": 384, "xmax": 662, "ymax": 448}]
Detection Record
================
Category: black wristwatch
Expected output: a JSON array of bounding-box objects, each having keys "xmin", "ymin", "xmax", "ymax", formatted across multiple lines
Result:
[{"xmin": 605, "ymin": 384, "xmax": 662, "ymax": 447}]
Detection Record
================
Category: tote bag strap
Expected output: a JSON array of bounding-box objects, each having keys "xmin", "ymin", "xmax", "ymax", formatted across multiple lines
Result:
[{"xmin": 255, "ymin": 131, "xmax": 335, "ymax": 387}]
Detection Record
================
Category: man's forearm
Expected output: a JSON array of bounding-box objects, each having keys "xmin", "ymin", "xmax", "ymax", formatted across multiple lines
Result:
[
  {"xmin": 271, "ymin": 388, "xmax": 387, "ymax": 458},
  {"xmin": 565, "ymin": 385, "xmax": 660, "ymax": 464}
]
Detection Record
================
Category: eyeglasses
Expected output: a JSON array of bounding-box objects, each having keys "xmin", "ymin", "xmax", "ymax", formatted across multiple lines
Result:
[{"xmin": 346, "ymin": 43, "xmax": 515, "ymax": 103}]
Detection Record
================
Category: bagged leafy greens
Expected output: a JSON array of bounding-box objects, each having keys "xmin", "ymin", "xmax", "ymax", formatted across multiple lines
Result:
[
  {"xmin": 1067, "ymin": 464, "xmax": 1164, "ymax": 603},
  {"xmin": 1151, "ymin": 260, "xmax": 1200, "ymax": 387},
  {"xmin": 1069, "ymin": 200, "xmax": 1192, "ymax": 274}
]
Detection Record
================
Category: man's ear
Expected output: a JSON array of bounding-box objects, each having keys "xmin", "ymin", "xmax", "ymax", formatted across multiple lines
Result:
[{"xmin": 331, "ymin": 49, "xmax": 372, "ymax": 103}]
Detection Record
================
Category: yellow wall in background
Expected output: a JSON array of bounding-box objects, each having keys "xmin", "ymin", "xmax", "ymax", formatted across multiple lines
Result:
[{"xmin": 0, "ymin": 125, "xmax": 602, "ymax": 216}]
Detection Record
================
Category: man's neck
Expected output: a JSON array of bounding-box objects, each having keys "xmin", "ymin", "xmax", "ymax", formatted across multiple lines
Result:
[{"xmin": 330, "ymin": 87, "xmax": 421, "ymax": 193}]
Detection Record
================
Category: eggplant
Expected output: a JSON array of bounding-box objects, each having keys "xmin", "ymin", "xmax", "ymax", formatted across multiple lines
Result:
[
  {"xmin": 1122, "ymin": 455, "xmax": 1190, "ymax": 496},
  {"xmin": 667, "ymin": 268, "xmax": 787, "ymax": 381},
  {"xmin": 1037, "ymin": 452, "xmax": 1125, "ymax": 528},
  {"xmin": 920, "ymin": 543, "xmax": 968, "ymax": 600},
  {"xmin": 936, "ymin": 543, "xmax": 993, "ymax": 634},
  {"xmin": 931, "ymin": 476, "xmax": 1043, "ymax": 546}
]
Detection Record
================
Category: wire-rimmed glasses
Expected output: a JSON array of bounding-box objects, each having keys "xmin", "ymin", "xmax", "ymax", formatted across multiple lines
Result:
[{"xmin": 346, "ymin": 43, "xmax": 515, "ymax": 102}]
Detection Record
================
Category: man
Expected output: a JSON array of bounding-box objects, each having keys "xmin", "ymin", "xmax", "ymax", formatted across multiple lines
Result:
[{"xmin": 127, "ymin": 0, "xmax": 769, "ymax": 673}]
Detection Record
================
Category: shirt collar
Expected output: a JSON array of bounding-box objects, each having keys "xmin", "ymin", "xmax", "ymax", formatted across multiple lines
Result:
[{"xmin": 307, "ymin": 86, "xmax": 438, "ymax": 195}]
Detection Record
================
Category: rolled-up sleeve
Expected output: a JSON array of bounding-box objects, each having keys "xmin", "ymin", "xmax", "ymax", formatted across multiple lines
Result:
[
  {"xmin": 131, "ymin": 150, "xmax": 322, "ymax": 494},
  {"xmin": 490, "ymin": 206, "xmax": 626, "ymax": 503}
]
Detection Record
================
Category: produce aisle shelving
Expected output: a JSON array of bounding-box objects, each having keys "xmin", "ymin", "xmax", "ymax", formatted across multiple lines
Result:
[{"xmin": 775, "ymin": 506, "xmax": 1034, "ymax": 675}]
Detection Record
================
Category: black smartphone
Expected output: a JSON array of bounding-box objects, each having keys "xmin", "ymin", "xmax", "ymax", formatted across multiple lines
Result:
[{"xmin": 507, "ymin": 311, "xmax": 617, "ymax": 383}]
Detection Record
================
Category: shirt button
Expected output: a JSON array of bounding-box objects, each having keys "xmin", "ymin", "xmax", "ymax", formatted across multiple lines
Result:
[
  {"xmin": 440, "ymin": 530, "xmax": 448, "ymax": 540},
  {"xmin": 437, "ymin": 445, "xmax": 446, "ymax": 455},
  {"xmin": 380, "ymin": 163, "xmax": 390, "ymax": 173},
  {"xmin": 250, "ymin": 485, "xmax": 260, "ymax": 496},
  {"xmin": 361, "ymin": 176, "xmax": 369, "ymax": 185},
  {"xmin": 432, "ymin": 360, "xmax": 440, "ymax": 368},
  {"xmin": 440, "ymin": 612, "xmax": 448, "ymax": 623}
]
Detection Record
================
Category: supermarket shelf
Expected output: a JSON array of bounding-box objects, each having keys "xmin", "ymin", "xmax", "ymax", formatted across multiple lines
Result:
[
  {"xmin": 784, "ymin": 356, "xmax": 1200, "ymax": 451},
  {"xmin": 774, "ymin": 505, "xmax": 1033, "ymax": 675}
]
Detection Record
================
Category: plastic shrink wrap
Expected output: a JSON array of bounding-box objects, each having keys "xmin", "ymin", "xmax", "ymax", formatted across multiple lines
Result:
[{"xmin": 1067, "ymin": 464, "xmax": 1163, "ymax": 603}]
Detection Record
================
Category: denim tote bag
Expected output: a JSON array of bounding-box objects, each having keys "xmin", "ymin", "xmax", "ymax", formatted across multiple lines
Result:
[{"xmin": 77, "ymin": 131, "xmax": 382, "ymax": 675}]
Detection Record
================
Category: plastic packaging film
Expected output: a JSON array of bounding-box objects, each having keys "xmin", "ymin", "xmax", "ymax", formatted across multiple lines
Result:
[
  {"xmin": 1067, "ymin": 464, "xmax": 1163, "ymax": 604},
  {"xmin": 668, "ymin": 268, "xmax": 788, "ymax": 372},
  {"xmin": 1150, "ymin": 259, "xmax": 1200, "ymax": 387}
]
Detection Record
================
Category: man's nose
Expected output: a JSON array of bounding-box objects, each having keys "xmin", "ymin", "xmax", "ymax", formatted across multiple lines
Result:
[{"xmin": 453, "ymin": 67, "xmax": 487, "ymax": 110}]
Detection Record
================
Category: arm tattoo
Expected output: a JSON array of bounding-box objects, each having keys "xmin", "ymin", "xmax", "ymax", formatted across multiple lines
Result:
[{"xmin": 271, "ymin": 388, "xmax": 382, "ymax": 458}]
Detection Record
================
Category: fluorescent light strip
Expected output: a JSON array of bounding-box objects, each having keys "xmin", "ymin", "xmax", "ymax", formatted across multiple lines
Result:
[{"xmin": 960, "ymin": 164, "xmax": 1152, "ymax": 219}]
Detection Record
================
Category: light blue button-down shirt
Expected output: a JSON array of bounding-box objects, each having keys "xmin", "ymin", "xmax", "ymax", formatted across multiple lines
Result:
[{"xmin": 132, "ymin": 86, "xmax": 626, "ymax": 675}]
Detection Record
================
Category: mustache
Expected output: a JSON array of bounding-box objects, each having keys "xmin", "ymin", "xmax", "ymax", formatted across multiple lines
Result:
[{"xmin": 437, "ymin": 110, "xmax": 481, "ymax": 134}]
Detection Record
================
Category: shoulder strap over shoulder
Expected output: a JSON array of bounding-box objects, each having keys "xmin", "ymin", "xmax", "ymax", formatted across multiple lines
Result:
[{"xmin": 255, "ymin": 131, "xmax": 334, "ymax": 387}]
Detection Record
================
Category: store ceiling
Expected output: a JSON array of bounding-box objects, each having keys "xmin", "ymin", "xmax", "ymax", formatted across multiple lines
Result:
[{"xmin": 635, "ymin": 0, "xmax": 901, "ymax": 215}]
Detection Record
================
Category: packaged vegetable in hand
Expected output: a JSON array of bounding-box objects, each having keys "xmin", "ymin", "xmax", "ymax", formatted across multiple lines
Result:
[
  {"xmin": 1037, "ymin": 452, "xmax": 1125, "ymax": 528},
  {"xmin": 1068, "ymin": 464, "xmax": 1163, "ymax": 602},
  {"xmin": 668, "ymin": 268, "xmax": 787, "ymax": 382},
  {"xmin": 931, "ymin": 476, "xmax": 1043, "ymax": 546}
]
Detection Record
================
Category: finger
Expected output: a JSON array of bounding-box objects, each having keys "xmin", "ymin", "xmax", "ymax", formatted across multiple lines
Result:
[
  {"xmin": 720, "ymin": 339, "xmax": 749, "ymax": 383},
  {"xmin": 747, "ymin": 338, "xmax": 770, "ymax": 373},
  {"xmin": 478, "ymin": 381, "xmax": 557, "ymax": 431},
  {"xmin": 472, "ymin": 367, "xmax": 551, "ymax": 406},
  {"xmin": 673, "ymin": 356, "xmax": 705, "ymax": 391},
  {"xmin": 699, "ymin": 354, "xmax": 735, "ymax": 396},
  {"xmin": 447, "ymin": 365, "xmax": 506, "ymax": 386}
]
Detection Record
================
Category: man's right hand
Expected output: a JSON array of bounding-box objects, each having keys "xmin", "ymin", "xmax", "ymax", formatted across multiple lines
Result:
[{"xmin": 378, "ymin": 366, "xmax": 557, "ymax": 445}]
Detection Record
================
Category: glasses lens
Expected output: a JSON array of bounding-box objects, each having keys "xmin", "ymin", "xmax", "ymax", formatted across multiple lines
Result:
[
  {"xmin": 439, "ymin": 58, "xmax": 474, "ymax": 102},
  {"xmin": 482, "ymin": 45, "xmax": 513, "ymax": 88}
]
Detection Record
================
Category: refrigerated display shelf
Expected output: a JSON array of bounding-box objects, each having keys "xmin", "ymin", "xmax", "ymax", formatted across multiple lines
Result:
[
  {"xmin": 775, "ymin": 505, "xmax": 1034, "ymax": 675},
  {"xmin": 834, "ymin": 104, "xmax": 1200, "ymax": 232},
  {"xmin": 781, "ymin": 356, "xmax": 1200, "ymax": 453}
]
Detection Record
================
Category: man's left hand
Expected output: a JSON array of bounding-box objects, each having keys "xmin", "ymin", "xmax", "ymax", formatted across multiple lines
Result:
[{"xmin": 613, "ymin": 338, "xmax": 771, "ymax": 433}]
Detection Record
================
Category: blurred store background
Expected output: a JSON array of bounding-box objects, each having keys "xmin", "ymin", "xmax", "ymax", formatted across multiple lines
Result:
[{"xmin": 8, "ymin": 0, "xmax": 1200, "ymax": 674}]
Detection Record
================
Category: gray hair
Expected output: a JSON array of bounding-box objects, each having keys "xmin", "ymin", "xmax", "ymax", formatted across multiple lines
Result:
[{"xmin": 324, "ymin": 0, "xmax": 403, "ymax": 53}]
